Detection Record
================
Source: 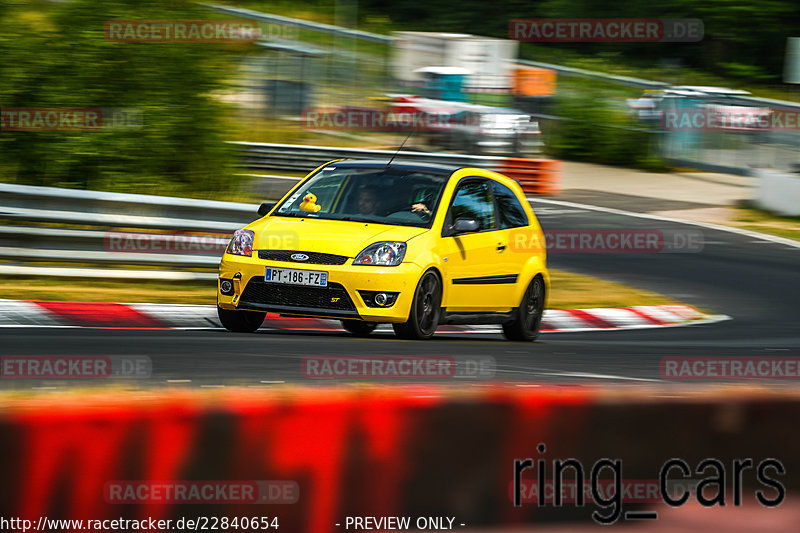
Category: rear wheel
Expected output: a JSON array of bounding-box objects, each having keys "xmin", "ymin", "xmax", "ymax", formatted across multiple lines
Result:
[
  {"xmin": 217, "ymin": 306, "xmax": 266, "ymax": 333},
  {"xmin": 502, "ymin": 276, "xmax": 545, "ymax": 342},
  {"xmin": 341, "ymin": 320, "xmax": 377, "ymax": 337},
  {"xmin": 393, "ymin": 270, "xmax": 442, "ymax": 340}
]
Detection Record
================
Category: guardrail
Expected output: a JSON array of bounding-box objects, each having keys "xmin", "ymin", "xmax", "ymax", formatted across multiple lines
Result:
[
  {"xmin": 0, "ymin": 183, "xmax": 259, "ymax": 280},
  {"xmin": 233, "ymin": 142, "xmax": 561, "ymax": 194},
  {"xmin": 0, "ymin": 183, "xmax": 254, "ymax": 231}
]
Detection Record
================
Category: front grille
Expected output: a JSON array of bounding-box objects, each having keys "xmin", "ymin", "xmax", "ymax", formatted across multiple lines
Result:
[
  {"xmin": 258, "ymin": 250, "xmax": 348, "ymax": 265},
  {"xmin": 240, "ymin": 278, "xmax": 356, "ymax": 311}
]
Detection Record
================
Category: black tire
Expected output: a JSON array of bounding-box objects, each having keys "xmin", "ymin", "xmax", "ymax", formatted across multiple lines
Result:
[
  {"xmin": 502, "ymin": 276, "xmax": 545, "ymax": 342},
  {"xmin": 217, "ymin": 306, "xmax": 266, "ymax": 333},
  {"xmin": 341, "ymin": 320, "xmax": 377, "ymax": 337},
  {"xmin": 393, "ymin": 270, "xmax": 442, "ymax": 340}
]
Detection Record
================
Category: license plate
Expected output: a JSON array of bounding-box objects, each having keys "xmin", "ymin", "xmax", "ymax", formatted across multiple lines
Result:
[{"xmin": 265, "ymin": 267, "xmax": 328, "ymax": 287}]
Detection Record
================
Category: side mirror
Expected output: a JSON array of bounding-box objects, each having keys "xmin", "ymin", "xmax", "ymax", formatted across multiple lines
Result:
[
  {"xmin": 258, "ymin": 202, "xmax": 275, "ymax": 217},
  {"xmin": 450, "ymin": 217, "xmax": 479, "ymax": 235}
]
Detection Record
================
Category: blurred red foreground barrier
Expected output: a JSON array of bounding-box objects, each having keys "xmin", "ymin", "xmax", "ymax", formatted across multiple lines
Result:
[{"xmin": 0, "ymin": 387, "xmax": 798, "ymax": 532}]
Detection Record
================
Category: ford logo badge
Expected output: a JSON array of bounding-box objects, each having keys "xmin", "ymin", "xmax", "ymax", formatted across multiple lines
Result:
[{"xmin": 291, "ymin": 253, "xmax": 309, "ymax": 261}]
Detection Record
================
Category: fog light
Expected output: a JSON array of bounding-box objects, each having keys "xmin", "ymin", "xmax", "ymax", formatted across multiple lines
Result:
[
  {"xmin": 357, "ymin": 290, "xmax": 399, "ymax": 308},
  {"xmin": 220, "ymin": 279, "xmax": 234, "ymax": 295}
]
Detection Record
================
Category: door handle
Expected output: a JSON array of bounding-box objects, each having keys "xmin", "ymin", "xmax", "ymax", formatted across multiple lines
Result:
[{"xmin": 496, "ymin": 244, "xmax": 506, "ymax": 252}]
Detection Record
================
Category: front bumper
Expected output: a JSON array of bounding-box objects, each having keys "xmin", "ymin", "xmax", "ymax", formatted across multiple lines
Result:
[{"xmin": 217, "ymin": 253, "xmax": 421, "ymax": 322}]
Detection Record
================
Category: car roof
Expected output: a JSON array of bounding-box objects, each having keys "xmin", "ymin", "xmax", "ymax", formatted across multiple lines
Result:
[{"xmin": 327, "ymin": 159, "xmax": 464, "ymax": 174}]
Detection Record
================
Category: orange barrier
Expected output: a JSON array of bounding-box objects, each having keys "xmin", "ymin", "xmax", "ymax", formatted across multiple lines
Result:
[
  {"xmin": 0, "ymin": 387, "xmax": 797, "ymax": 531},
  {"xmin": 498, "ymin": 158, "xmax": 562, "ymax": 195}
]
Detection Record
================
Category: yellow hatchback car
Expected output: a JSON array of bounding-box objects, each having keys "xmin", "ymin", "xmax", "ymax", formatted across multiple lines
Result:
[{"xmin": 217, "ymin": 160, "xmax": 549, "ymax": 341}]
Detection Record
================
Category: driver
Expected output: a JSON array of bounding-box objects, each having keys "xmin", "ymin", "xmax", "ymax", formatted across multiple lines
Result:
[
  {"xmin": 411, "ymin": 187, "xmax": 435, "ymax": 217},
  {"xmin": 359, "ymin": 185, "xmax": 383, "ymax": 216}
]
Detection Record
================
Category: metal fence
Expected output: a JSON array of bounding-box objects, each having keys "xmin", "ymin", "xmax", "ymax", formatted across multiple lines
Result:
[{"xmin": 0, "ymin": 182, "xmax": 260, "ymax": 280}]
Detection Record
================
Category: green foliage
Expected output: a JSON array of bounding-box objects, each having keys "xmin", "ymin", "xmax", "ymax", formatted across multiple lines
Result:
[
  {"xmin": 717, "ymin": 62, "xmax": 773, "ymax": 82},
  {"xmin": 0, "ymin": 0, "xmax": 240, "ymax": 196},
  {"xmin": 363, "ymin": 0, "xmax": 800, "ymax": 82},
  {"xmin": 544, "ymin": 83, "xmax": 667, "ymax": 170}
]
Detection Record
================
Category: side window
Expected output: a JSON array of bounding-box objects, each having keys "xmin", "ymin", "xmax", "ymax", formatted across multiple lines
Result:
[
  {"xmin": 449, "ymin": 180, "xmax": 495, "ymax": 231},
  {"xmin": 492, "ymin": 181, "xmax": 529, "ymax": 229}
]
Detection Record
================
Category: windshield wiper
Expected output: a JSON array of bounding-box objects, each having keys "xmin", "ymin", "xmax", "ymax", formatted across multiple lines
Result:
[
  {"xmin": 273, "ymin": 211, "xmax": 311, "ymax": 218},
  {"xmin": 340, "ymin": 216, "xmax": 385, "ymax": 224}
]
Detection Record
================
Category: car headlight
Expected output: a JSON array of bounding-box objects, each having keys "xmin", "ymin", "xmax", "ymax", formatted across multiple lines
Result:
[
  {"xmin": 227, "ymin": 229, "xmax": 254, "ymax": 257},
  {"xmin": 353, "ymin": 241, "xmax": 406, "ymax": 266}
]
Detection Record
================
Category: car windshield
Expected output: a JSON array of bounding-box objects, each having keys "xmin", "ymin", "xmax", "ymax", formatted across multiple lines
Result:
[{"xmin": 273, "ymin": 165, "xmax": 449, "ymax": 228}]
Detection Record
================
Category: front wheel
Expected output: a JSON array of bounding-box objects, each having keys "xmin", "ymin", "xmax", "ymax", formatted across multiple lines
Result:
[
  {"xmin": 217, "ymin": 306, "xmax": 266, "ymax": 333},
  {"xmin": 393, "ymin": 270, "xmax": 442, "ymax": 340},
  {"xmin": 341, "ymin": 320, "xmax": 377, "ymax": 337},
  {"xmin": 502, "ymin": 276, "xmax": 545, "ymax": 342}
]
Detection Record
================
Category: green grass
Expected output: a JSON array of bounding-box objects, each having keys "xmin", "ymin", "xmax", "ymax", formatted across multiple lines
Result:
[
  {"xmin": 547, "ymin": 270, "xmax": 673, "ymax": 309},
  {"xmin": 0, "ymin": 269, "xmax": 676, "ymax": 310},
  {"xmin": 0, "ymin": 277, "xmax": 218, "ymax": 305},
  {"xmin": 734, "ymin": 205, "xmax": 800, "ymax": 241}
]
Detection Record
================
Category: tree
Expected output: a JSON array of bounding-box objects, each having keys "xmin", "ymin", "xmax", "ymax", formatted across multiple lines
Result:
[{"xmin": 0, "ymin": 0, "xmax": 241, "ymax": 196}]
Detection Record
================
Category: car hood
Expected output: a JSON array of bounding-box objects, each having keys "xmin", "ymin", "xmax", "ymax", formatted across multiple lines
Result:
[{"xmin": 248, "ymin": 216, "xmax": 429, "ymax": 257}]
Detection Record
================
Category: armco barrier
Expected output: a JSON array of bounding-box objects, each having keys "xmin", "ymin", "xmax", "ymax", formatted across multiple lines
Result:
[
  {"xmin": 233, "ymin": 142, "xmax": 562, "ymax": 195},
  {"xmin": 0, "ymin": 183, "xmax": 259, "ymax": 279},
  {"xmin": 0, "ymin": 387, "xmax": 798, "ymax": 531}
]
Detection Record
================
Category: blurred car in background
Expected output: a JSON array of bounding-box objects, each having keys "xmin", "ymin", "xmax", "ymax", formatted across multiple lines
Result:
[
  {"xmin": 627, "ymin": 85, "xmax": 756, "ymax": 124},
  {"xmin": 443, "ymin": 107, "xmax": 541, "ymax": 155},
  {"xmin": 393, "ymin": 95, "xmax": 541, "ymax": 155}
]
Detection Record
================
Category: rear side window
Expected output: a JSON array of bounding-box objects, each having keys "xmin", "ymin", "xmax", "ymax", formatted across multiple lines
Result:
[
  {"xmin": 492, "ymin": 181, "xmax": 528, "ymax": 229},
  {"xmin": 449, "ymin": 180, "xmax": 495, "ymax": 231}
]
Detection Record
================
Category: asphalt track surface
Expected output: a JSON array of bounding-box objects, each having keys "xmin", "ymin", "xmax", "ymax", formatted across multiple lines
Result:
[{"xmin": 2, "ymin": 192, "xmax": 799, "ymax": 388}]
